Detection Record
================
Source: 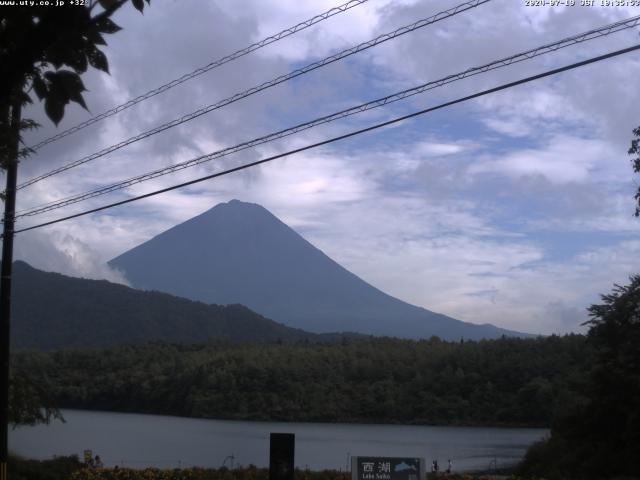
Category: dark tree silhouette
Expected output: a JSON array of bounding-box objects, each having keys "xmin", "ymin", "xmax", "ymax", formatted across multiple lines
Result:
[
  {"xmin": 1, "ymin": 0, "xmax": 150, "ymax": 155},
  {"xmin": 581, "ymin": 275, "xmax": 640, "ymax": 477},
  {"xmin": 1, "ymin": 2, "xmax": 150, "ymax": 477},
  {"xmin": 519, "ymin": 276, "xmax": 640, "ymax": 479},
  {"xmin": 629, "ymin": 126, "xmax": 640, "ymax": 217}
]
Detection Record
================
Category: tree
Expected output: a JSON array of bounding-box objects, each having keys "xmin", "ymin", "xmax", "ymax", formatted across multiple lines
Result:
[
  {"xmin": 1, "ymin": 0, "xmax": 151, "ymax": 145},
  {"xmin": 582, "ymin": 275, "xmax": 640, "ymax": 477},
  {"xmin": 1, "ymin": 0, "xmax": 150, "ymax": 476},
  {"xmin": 629, "ymin": 126, "xmax": 640, "ymax": 217},
  {"xmin": 519, "ymin": 127, "xmax": 640, "ymax": 479},
  {"xmin": 8, "ymin": 368, "xmax": 63, "ymax": 428},
  {"xmin": 518, "ymin": 276, "xmax": 640, "ymax": 479}
]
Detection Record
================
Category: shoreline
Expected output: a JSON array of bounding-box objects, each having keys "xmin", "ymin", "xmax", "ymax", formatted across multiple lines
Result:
[
  {"xmin": 10, "ymin": 455, "xmax": 522, "ymax": 480},
  {"xmin": 48, "ymin": 407, "xmax": 552, "ymax": 430}
]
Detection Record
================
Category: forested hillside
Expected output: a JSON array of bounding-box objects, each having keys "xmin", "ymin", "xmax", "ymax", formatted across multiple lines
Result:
[
  {"xmin": 13, "ymin": 335, "xmax": 588, "ymax": 427},
  {"xmin": 11, "ymin": 261, "xmax": 351, "ymax": 349}
]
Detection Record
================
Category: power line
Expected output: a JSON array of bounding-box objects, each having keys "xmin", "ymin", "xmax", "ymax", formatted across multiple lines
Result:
[
  {"xmin": 26, "ymin": 0, "xmax": 371, "ymax": 152},
  {"xmin": 16, "ymin": 14, "xmax": 640, "ymax": 216},
  {"xmin": 17, "ymin": 0, "xmax": 490, "ymax": 191},
  {"xmin": 15, "ymin": 14, "xmax": 640, "ymax": 219},
  {"xmin": 11, "ymin": 43, "xmax": 640, "ymax": 236}
]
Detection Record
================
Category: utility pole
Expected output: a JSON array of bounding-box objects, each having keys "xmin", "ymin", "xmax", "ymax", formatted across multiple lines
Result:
[{"xmin": 0, "ymin": 99, "xmax": 22, "ymax": 480}]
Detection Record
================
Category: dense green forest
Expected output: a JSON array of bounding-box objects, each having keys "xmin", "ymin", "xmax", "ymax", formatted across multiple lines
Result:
[{"xmin": 13, "ymin": 334, "xmax": 588, "ymax": 427}]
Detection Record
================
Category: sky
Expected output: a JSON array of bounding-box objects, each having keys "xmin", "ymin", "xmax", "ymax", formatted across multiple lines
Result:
[{"xmin": 10, "ymin": 0, "xmax": 640, "ymax": 335}]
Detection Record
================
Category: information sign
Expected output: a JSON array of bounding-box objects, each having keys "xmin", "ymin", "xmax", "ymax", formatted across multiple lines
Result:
[{"xmin": 351, "ymin": 457, "xmax": 424, "ymax": 480}]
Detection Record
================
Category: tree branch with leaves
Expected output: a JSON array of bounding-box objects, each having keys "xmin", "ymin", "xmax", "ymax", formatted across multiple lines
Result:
[
  {"xmin": 0, "ymin": 0, "xmax": 150, "ymax": 441},
  {"xmin": 0, "ymin": 0, "xmax": 150, "ymax": 167},
  {"xmin": 629, "ymin": 126, "xmax": 640, "ymax": 217}
]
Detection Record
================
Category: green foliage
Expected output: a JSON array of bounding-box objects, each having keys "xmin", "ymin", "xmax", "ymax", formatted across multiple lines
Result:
[
  {"xmin": 65, "ymin": 466, "xmax": 351, "ymax": 480},
  {"xmin": 8, "ymin": 365, "xmax": 63, "ymax": 427},
  {"xmin": 7, "ymin": 458, "xmax": 541, "ymax": 480},
  {"xmin": 629, "ymin": 126, "xmax": 640, "ymax": 217},
  {"xmin": 0, "ymin": 0, "xmax": 150, "ymax": 120},
  {"xmin": 518, "ymin": 276, "xmax": 640, "ymax": 479},
  {"xmin": 13, "ymin": 335, "xmax": 589, "ymax": 427},
  {"xmin": 41, "ymin": 70, "xmax": 88, "ymax": 124},
  {"xmin": 9, "ymin": 455, "xmax": 83, "ymax": 480},
  {"xmin": 69, "ymin": 466, "xmax": 349, "ymax": 480},
  {"xmin": 0, "ymin": 0, "xmax": 150, "ymax": 168}
]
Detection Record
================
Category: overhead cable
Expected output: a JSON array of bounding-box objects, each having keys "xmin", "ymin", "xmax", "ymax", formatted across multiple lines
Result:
[
  {"xmin": 27, "ymin": 0, "xmax": 371, "ymax": 151},
  {"xmin": 11, "ymin": 43, "xmax": 640, "ymax": 235},
  {"xmin": 15, "ymin": 14, "xmax": 640, "ymax": 219},
  {"xmin": 17, "ymin": 0, "xmax": 490, "ymax": 191}
]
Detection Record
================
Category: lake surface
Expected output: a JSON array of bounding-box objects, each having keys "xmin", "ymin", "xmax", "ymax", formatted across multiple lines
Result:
[{"xmin": 10, "ymin": 410, "xmax": 547, "ymax": 472}]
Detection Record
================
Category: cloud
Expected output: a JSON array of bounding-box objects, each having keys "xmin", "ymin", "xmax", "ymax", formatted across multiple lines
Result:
[
  {"xmin": 8, "ymin": 0, "xmax": 640, "ymax": 337},
  {"xmin": 14, "ymin": 230, "xmax": 128, "ymax": 284},
  {"xmin": 413, "ymin": 141, "xmax": 466, "ymax": 156},
  {"xmin": 470, "ymin": 135, "xmax": 610, "ymax": 184}
]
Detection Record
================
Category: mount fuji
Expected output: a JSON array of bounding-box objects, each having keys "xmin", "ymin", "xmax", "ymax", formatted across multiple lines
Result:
[{"xmin": 110, "ymin": 200, "xmax": 530, "ymax": 340}]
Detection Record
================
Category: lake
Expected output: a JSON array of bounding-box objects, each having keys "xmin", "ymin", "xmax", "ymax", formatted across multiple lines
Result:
[{"xmin": 10, "ymin": 409, "xmax": 547, "ymax": 472}]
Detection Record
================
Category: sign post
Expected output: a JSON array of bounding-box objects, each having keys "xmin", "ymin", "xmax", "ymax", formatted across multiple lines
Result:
[
  {"xmin": 269, "ymin": 433, "xmax": 294, "ymax": 480},
  {"xmin": 351, "ymin": 457, "xmax": 425, "ymax": 480}
]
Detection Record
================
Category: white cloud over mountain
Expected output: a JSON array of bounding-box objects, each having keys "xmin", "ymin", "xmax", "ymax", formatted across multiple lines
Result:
[{"xmin": 11, "ymin": 0, "xmax": 640, "ymax": 334}]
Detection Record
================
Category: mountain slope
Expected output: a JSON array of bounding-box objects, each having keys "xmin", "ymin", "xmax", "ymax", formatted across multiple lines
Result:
[
  {"xmin": 110, "ymin": 200, "xmax": 529, "ymax": 340},
  {"xmin": 11, "ymin": 261, "xmax": 332, "ymax": 350}
]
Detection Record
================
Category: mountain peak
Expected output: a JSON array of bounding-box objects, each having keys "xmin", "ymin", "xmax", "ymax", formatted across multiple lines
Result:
[
  {"xmin": 215, "ymin": 199, "xmax": 260, "ymax": 210},
  {"xmin": 195, "ymin": 199, "xmax": 278, "ymax": 225},
  {"xmin": 227, "ymin": 198, "xmax": 252, "ymax": 206}
]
